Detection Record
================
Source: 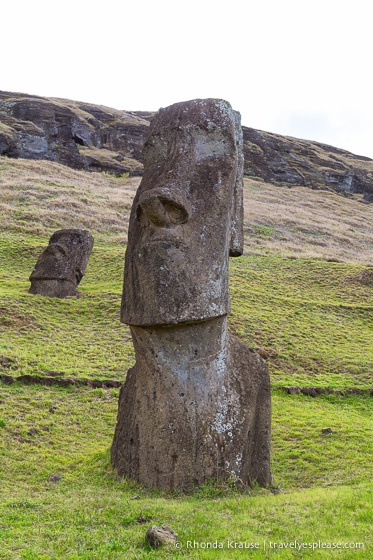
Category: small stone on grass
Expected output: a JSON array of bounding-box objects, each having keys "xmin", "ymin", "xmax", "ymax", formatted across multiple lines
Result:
[
  {"xmin": 146, "ymin": 524, "xmax": 178, "ymax": 549},
  {"xmin": 49, "ymin": 474, "xmax": 62, "ymax": 483}
]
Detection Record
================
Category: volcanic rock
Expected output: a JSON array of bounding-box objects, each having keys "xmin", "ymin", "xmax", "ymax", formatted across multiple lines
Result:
[
  {"xmin": 145, "ymin": 525, "xmax": 178, "ymax": 549},
  {"xmin": 111, "ymin": 99, "xmax": 272, "ymax": 489},
  {"xmin": 29, "ymin": 229, "xmax": 93, "ymax": 298},
  {"xmin": 1, "ymin": 90, "xmax": 373, "ymax": 200}
]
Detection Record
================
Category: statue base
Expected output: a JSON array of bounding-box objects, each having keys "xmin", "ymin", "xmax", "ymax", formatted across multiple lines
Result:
[
  {"xmin": 111, "ymin": 316, "xmax": 271, "ymax": 489},
  {"xmin": 29, "ymin": 279, "xmax": 77, "ymax": 298}
]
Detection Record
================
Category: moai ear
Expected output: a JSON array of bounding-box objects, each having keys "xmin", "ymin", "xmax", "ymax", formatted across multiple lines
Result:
[{"xmin": 229, "ymin": 110, "xmax": 244, "ymax": 257}]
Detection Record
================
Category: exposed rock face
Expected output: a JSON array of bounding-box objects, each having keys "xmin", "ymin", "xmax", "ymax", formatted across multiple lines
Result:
[
  {"xmin": 242, "ymin": 127, "xmax": 373, "ymax": 199},
  {"xmin": 29, "ymin": 229, "xmax": 93, "ymax": 297},
  {"xmin": 111, "ymin": 99, "xmax": 272, "ymax": 489},
  {"xmin": 1, "ymin": 90, "xmax": 373, "ymax": 200},
  {"xmin": 0, "ymin": 91, "xmax": 146, "ymax": 176}
]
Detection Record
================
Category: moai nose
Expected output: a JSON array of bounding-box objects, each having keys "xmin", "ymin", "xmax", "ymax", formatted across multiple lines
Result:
[{"xmin": 136, "ymin": 194, "xmax": 190, "ymax": 228}]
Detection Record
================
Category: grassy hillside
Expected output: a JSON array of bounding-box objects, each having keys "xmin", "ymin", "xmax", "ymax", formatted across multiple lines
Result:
[
  {"xmin": 0, "ymin": 156, "xmax": 372, "ymax": 558},
  {"xmin": 1, "ymin": 156, "xmax": 372, "ymax": 262}
]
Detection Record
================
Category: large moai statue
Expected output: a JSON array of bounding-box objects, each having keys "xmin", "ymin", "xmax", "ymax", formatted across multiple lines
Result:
[
  {"xmin": 111, "ymin": 99, "xmax": 271, "ymax": 489},
  {"xmin": 29, "ymin": 229, "xmax": 94, "ymax": 298}
]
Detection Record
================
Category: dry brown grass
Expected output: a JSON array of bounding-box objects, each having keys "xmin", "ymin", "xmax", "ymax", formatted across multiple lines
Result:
[
  {"xmin": 0, "ymin": 157, "xmax": 137, "ymax": 243},
  {"xmin": 244, "ymin": 179, "xmax": 373, "ymax": 264},
  {"xmin": 0, "ymin": 156, "xmax": 372, "ymax": 264}
]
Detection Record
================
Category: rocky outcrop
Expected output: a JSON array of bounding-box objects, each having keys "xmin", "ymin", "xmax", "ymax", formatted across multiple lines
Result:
[
  {"xmin": 146, "ymin": 525, "xmax": 178, "ymax": 549},
  {"xmin": 242, "ymin": 127, "xmax": 373, "ymax": 200},
  {"xmin": 1, "ymin": 90, "xmax": 373, "ymax": 199},
  {"xmin": 0, "ymin": 91, "xmax": 146, "ymax": 176}
]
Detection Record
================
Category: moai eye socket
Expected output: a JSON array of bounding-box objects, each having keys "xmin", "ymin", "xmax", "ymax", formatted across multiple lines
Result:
[
  {"xmin": 161, "ymin": 199, "xmax": 189, "ymax": 225},
  {"xmin": 46, "ymin": 243, "xmax": 67, "ymax": 258},
  {"xmin": 136, "ymin": 195, "xmax": 190, "ymax": 228}
]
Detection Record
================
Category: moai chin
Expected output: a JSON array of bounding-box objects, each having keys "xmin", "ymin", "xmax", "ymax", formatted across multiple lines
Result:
[
  {"xmin": 29, "ymin": 229, "xmax": 94, "ymax": 298},
  {"xmin": 111, "ymin": 99, "xmax": 272, "ymax": 489}
]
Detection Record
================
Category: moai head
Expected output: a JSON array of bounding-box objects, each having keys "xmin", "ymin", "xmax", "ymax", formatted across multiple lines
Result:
[
  {"xmin": 29, "ymin": 229, "xmax": 94, "ymax": 298},
  {"xmin": 121, "ymin": 99, "xmax": 244, "ymax": 326}
]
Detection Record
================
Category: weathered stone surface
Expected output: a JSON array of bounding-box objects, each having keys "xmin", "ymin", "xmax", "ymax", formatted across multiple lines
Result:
[
  {"xmin": 29, "ymin": 229, "xmax": 93, "ymax": 298},
  {"xmin": 300, "ymin": 387, "xmax": 317, "ymax": 397},
  {"xmin": 102, "ymin": 379, "xmax": 122, "ymax": 388},
  {"xmin": 111, "ymin": 99, "xmax": 271, "ymax": 489},
  {"xmin": 145, "ymin": 525, "xmax": 178, "ymax": 549},
  {"xmin": 121, "ymin": 98, "xmax": 243, "ymax": 326},
  {"xmin": 112, "ymin": 317, "xmax": 271, "ymax": 488},
  {"xmin": 0, "ymin": 374, "xmax": 14, "ymax": 384},
  {"xmin": 0, "ymin": 91, "xmax": 146, "ymax": 176},
  {"xmin": 278, "ymin": 385, "xmax": 301, "ymax": 395},
  {"xmin": 242, "ymin": 127, "xmax": 373, "ymax": 200},
  {"xmin": 2, "ymin": 90, "xmax": 373, "ymax": 199}
]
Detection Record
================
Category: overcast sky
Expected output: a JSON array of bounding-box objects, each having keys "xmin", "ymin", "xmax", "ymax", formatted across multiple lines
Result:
[{"xmin": 2, "ymin": 0, "xmax": 372, "ymax": 158}]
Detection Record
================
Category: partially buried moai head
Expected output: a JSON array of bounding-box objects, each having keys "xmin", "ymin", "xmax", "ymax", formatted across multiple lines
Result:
[
  {"xmin": 121, "ymin": 98, "xmax": 244, "ymax": 326},
  {"xmin": 29, "ymin": 229, "xmax": 94, "ymax": 298}
]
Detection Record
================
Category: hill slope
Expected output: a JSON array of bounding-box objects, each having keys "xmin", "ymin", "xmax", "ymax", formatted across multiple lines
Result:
[
  {"xmin": 1, "ymin": 90, "xmax": 373, "ymax": 201},
  {"xmin": 0, "ymin": 121, "xmax": 372, "ymax": 558},
  {"xmin": 0, "ymin": 157, "xmax": 371, "ymax": 387}
]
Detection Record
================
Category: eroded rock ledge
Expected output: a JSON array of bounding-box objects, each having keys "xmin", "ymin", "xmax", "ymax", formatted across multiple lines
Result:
[{"xmin": 1, "ymin": 90, "xmax": 372, "ymax": 200}]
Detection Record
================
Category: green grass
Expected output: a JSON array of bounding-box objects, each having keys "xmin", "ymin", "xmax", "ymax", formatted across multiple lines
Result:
[
  {"xmin": 0, "ymin": 234, "xmax": 134, "ymax": 378},
  {"xmin": 0, "ymin": 157, "xmax": 372, "ymax": 558},
  {"xmin": 230, "ymin": 256, "xmax": 372, "ymax": 388},
  {"xmin": 0, "ymin": 384, "xmax": 372, "ymax": 559},
  {"xmin": 1, "ymin": 233, "xmax": 371, "ymax": 386}
]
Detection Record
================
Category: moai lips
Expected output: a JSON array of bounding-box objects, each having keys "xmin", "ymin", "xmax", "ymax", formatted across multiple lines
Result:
[{"xmin": 29, "ymin": 229, "xmax": 94, "ymax": 298}]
